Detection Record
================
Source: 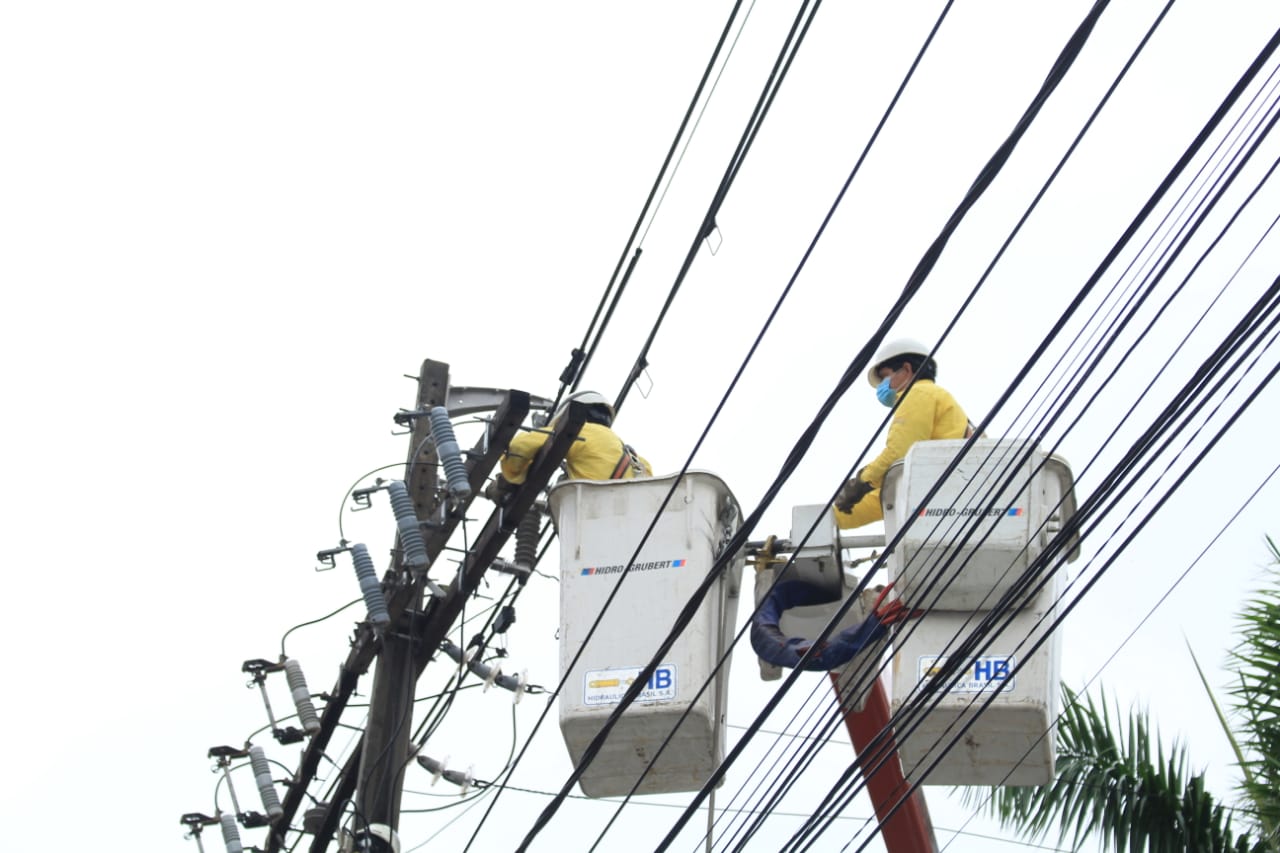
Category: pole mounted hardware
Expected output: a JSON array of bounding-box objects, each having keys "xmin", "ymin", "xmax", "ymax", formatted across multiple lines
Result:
[
  {"xmin": 242, "ymin": 659, "xmax": 320, "ymax": 744},
  {"xmin": 181, "ymin": 812, "xmax": 220, "ymax": 851},
  {"xmin": 207, "ymin": 745, "xmax": 273, "ymax": 829}
]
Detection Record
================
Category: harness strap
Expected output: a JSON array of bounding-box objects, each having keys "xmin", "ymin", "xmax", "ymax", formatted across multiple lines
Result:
[{"xmin": 610, "ymin": 443, "xmax": 645, "ymax": 479}]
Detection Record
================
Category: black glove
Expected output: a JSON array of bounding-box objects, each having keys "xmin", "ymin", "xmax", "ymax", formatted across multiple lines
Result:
[
  {"xmin": 834, "ymin": 477, "xmax": 872, "ymax": 513},
  {"xmin": 484, "ymin": 476, "xmax": 517, "ymax": 505}
]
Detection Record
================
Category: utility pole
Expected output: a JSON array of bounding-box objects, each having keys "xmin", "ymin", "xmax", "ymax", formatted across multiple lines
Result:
[
  {"xmin": 353, "ymin": 360, "xmax": 450, "ymax": 851},
  {"xmin": 264, "ymin": 359, "xmax": 587, "ymax": 853}
]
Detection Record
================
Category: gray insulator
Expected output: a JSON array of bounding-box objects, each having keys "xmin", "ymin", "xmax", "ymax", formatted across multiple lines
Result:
[
  {"xmin": 284, "ymin": 659, "xmax": 321, "ymax": 735},
  {"xmin": 514, "ymin": 509, "xmax": 541, "ymax": 572},
  {"xmin": 351, "ymin": 543, "xmax": 390, "ymax": 628},
  {"xmin": 416, "ymin": 753, "xmax": 474, "ymax": 793},
  {"xmin": 428, "ymin": 407, "xmax": 472, "ymax": 498},
  {"xmin": 249, "ymin": 745, "xmax": 283, "ymax": 820},
  {"xmin": 220, "ymin": 813, "xmax": 243, "ymax": 853},
  {"xmin": 439, "ymin": 639, "xmax": 526, "ymax": 694},
  {"xmin": 387, "ymin": 480, "xmax": 428, "ymax": 570}
]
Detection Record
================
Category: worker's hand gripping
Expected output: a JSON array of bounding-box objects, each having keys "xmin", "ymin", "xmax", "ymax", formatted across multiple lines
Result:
[
  {"xmin": 484, "ymin": 475, "xmax": 517, "ymax": 506},
  {"xmin": 834, "ymin": 475, "xmax": 872, "ymax": 513},
  {"xmin": 870, "ymin": 582, "xmax": 925, "ymax": 626}
]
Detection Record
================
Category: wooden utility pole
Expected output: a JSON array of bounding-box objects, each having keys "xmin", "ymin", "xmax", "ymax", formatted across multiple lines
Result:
[
  {"xmin": 265, "ymin": 359, "xmax": 584, "ymax": 853},
  {"xmin": 354, "ymin": 360, "xmax": 450, "ymax": 850}
]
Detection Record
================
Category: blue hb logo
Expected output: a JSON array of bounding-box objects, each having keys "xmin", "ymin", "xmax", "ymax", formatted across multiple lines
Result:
[
  {"xmin": 647, "ymin": 667, "xmax": 673, "ymax": 691},
  {"xmin": 973, "ymin": 658, "xmax": 1011, "ymax": 681}
]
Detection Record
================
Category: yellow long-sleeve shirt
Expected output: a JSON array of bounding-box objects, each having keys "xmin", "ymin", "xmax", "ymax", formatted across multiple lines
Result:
[
  {"xmin": 836, "ymin": 379, "xmax": 968, "ymax": 529},
  {"xmin": 500, "ymin": 421, "xmax": 653, "ymax": 484}
]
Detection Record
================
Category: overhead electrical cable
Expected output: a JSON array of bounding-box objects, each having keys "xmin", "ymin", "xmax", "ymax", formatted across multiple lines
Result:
[
  {"xmin": 816, "ymin": 304, "xmax": 1280, "ymax": 853},
  {"xmin": 380, "ymin": 6, "xmax": 767, "ymax": 824},
  {"xmin": 777, "ymin": 29, "xmax": 1280, "ymax": 848},
  {"xmin": 721, "ymin": 31, "xmax": 1269, "ymax": 853},
  {"xmin": 788, "ymin": 174, "xmax": 1280, "ymax": 850},
  {"xmin": 384, "ymin": 8, "xmax": 1274, "ymax": 850},
  {"xmin": 275, "ymin": 6, "xmax": 1274, "ymax": 850},
  {"xmin": 788, "ymin": 213, "xmax": 1280, "ymax": 845},
  {"xmin": 583, "ymin": 0, "xmax": 1187, "ymax": 835},
  {"xmin": 612, "ymin": 1, "xmax": 1125, "ymax": 847},
  {"xmin": 551, "ymin": 0, "xmax": 753, "ymax": 405},
  {"xmin": 462, "ymin": 3, "xmax": 836, "ymax": 847},
  {"xmin": 611, "ymin": 0, "xmax": 825, "ymax": 416},
  {"xmin": 940, "ymin": 459, "xmax": 1280, "ymax": 852},
  {"xmin": 877, "ymin": 44, "xmax": 1280, "ymax": 743},
  {"xmin": 703, "ymin": 2, "xmax": 1199, "ymax": 844},
  {"xmin": 635, "ymin": 1, "xmax": 761, "ymax": 254},
  {"xmin": 872, "ymin": 50, "xmax": 1280, "ymax": 761},
  {"xmin": 808, "ymin": 275, "xmax": 1280, "ymax": 845},
  {"xmin": 555, "ymin": 0, "xmax": 1099, "ymax": 827},
  {"xmin": 580, "ymin": 1, "xmax": 965, "ymax": 845}
]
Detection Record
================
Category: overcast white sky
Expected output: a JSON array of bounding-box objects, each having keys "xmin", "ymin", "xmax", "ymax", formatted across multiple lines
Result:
[{"xmin": 4, "ymin": 2, "xmax": 1280, "ymax": 851}]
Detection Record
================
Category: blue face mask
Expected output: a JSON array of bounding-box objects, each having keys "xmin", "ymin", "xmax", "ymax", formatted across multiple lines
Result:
[{"xmin": 876, "ymin": 376, "xmax": 896, "ymax": 407}]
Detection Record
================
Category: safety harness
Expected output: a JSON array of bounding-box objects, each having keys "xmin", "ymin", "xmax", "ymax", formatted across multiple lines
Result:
[{"xmin": 609, "ymin": 443, "xmax": 646, "ymax": 479}]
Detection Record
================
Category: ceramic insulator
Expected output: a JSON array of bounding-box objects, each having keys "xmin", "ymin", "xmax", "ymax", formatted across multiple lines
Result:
[
  {"xmin": 351, "ymin": 544, "xmax": 390, "ymax": 628},
  {"xmin": 428, "ymin": 407, "xmax": 471, "ymax": 498},
  {"xmin": 284, "ymin": 659, "xmax": 321, "ymax": 735}
]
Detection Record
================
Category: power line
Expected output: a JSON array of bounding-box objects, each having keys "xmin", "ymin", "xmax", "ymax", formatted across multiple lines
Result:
[
  {"xmin": 620, "ymin": 1, "xmax": 1123, "ymax": 847},
  {"xmin": 670, "ymin": 3, "xmax": 1269, "ymax": 840},
  {"xmin": 555, "ymin": 0, "xmax": 754, "ymax": 404}
]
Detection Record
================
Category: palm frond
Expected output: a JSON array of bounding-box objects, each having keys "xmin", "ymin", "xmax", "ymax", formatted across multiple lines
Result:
[
  {"xmin": 1226, "ymin": 537, "xmax": 1280, "ymax": 848},
  {"xmin": 960, "ymin": 684, "xmax": 1262, "ymax": 852}
]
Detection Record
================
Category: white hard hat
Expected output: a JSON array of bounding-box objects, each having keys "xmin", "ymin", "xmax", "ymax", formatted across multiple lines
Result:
[
  {"xmin": 866, "ymin": 337, "xmax": 932, "ymax": 387},
  {"xmin": 551, "ymin": 390, "xmax": 614, "ymax": 424}
]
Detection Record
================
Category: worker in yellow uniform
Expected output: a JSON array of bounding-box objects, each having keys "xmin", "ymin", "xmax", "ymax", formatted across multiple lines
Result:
[
  {"xmin": 489, "ymin": 390, "xmax": 652, "ymax": 498},
  {"xmin": 834, "ymin": 338, "xmax": 970, "ymax": 529}
]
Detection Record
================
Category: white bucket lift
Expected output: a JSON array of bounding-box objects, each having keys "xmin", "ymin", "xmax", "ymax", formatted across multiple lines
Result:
[
  {"xmin": 550, "ymin": 471, "xmax": 744, "ymax": 798},
  {"xmin": 881, "ymin": 438, "xmax": 1078, "ymax": 612},
  {"xmin": 882, "ymin": 438, "xmax": 1079, "ymax": 786}
]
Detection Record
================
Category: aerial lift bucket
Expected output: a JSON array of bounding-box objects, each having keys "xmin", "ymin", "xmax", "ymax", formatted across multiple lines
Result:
[
  {"xmin": 882, "ymin": 438, "xmax": 1079, "ymax": 786},
  {"xmin": 550, "ymin": 471, "xmax": 744, "ymax": 797}
]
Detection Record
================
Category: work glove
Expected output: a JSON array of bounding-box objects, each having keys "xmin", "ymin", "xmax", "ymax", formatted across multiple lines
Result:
[
  {"xmin": 870, "ymin": 582, "xmax": 926, "ymax": 626},
  {"xmin": 834, "ymin": 476, "xmax": 872, "ymax": 513},
  {"xmin": 484, "ymin": 476, "xmax": 517, "ymax": 505}
]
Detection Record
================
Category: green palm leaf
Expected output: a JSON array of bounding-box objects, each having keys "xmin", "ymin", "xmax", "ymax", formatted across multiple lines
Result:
[
  {"xmin": 1226, "ymin": 536, "xmax": 1280, "ymax": 848},
  {"xmin": 960, "ymin": 684, "xmax": 1259, "ymax": 851},
  {"xmin": 957, "ymin": 535, "xmax": 1280, "ymax": 852}
]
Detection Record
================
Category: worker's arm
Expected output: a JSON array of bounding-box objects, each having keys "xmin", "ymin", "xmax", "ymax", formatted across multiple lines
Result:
[
  {"xmin": 860, "ymin": 389, "xmax": 935, "ymax": 488},
  {"xmin": 499, "ymin": 428, "xmax": 552, "ymax": 484}
]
